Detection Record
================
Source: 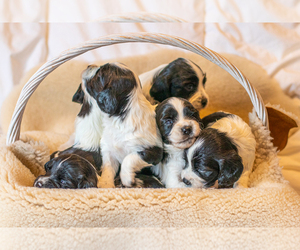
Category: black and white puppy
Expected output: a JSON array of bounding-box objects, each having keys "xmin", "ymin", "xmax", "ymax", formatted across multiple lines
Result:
[
  {"xmin": 81, "ymin": 62, "xmax": 163, "ymax": 188},
  {"xmin": 182, "ymin": 112, "xmax": 256, "ymax": 188},
  {"xmin": 34, "ymin": 63, "xmax": 106, "ymax": 189},
  {"xmin": 139, "ymin": 58, "xmax": 208, "ymax": 110},
  {"xmin": 152, "ymin": 97, "xmax": 203, "ymax": 188},
  {"xmin": 34, "ymin": 147, "xmax": 102, "ymax": 189}
]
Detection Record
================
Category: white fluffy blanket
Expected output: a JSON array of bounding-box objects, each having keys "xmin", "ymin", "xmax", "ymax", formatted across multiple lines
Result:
[{"xmin": 0, "ymin": 109, "xmax": 299, "ymax": 228}]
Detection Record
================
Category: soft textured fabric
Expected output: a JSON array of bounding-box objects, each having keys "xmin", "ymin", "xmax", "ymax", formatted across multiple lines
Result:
[
  {"xmin": 1, "ymin": 228, "xmax": 300, "ymax": 250},
  {"xmin": 0, "ymin": 110, "xmax": 299, "ymax": 228}
]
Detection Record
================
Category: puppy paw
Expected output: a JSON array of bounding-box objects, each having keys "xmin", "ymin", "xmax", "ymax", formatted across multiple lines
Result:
[
  {"xmin": 97, "ymin": 179, "xmax": 115, "ymax": 188},
  {"xmin": 120, "ymin": 172, "xmax": 135, "ymax": 187},
  {"xmin": 133, "ymin": 178, "xmax": 144, "ymax": 188}
]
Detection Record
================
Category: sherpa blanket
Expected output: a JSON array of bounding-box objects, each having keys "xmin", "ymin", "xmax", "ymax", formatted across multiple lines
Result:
[{"xmin": 0, "ymin": 110, "xmax": 299, "ymax": 228}]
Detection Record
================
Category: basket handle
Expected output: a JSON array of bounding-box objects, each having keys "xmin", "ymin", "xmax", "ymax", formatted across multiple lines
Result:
[{"xmin": 6, "ymin": 32, "xmax": 269, "ymax": 145}]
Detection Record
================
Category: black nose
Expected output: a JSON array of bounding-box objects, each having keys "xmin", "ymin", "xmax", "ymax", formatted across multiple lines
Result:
[
  {"xmin": 182, "ymin": 126, "xmax": 192, "ymax": 135},
  {"xmin": 34, "ymin": 181, "xmax": 43, "ymax": 188},
  {"xmin": 87, "ymin": 65, "xmax": 92, "ymax": 68},
  {"xmin": 183, "ymin": 178, "xmax": 192, "ymax": 186},
  {"xmin": 201, "ymin": 98, "xmax": 208, "ymax": 107}
]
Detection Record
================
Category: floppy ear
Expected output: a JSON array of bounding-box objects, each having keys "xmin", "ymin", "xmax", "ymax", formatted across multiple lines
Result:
[
  {"xmin": 50, "ymin": 150, "xmax": 59, "ymax": 160},
  {"xmin": 202, "ymin": 73, "xmax": 207, "ymax": 86},
  {"xmin": 150, "ymin": 71, "xmax": 171, "ymax": 102},
  {"xmin": 217, "ymin": 153, "xmax": 244, "ymax": 188},
  {"xmin": 96, "ymin": 89, "xmax": 118, "ymax": 115},
  {"xmin": 44, "ymin": 160, "xmax": 55, "ymax": 173},
  {"xmin": 72, "ymin": 83, "xmax": 84, "ymax": 104},
  {"xmin": 77, "ymin": 175, "xmax": 97, "ymax": 189}
]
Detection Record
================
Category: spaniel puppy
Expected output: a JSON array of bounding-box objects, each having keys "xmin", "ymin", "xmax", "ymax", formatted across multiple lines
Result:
[
  {"xmin": 34, "ymin": 147, "xmax": 102, "ymax": 189},
  {"xmin": 139, "ymin": 58, "xmax": 208, "ymax": 110},
  {"xmin": 152, "ymin": 97, "xmax": 203, "ymax": 188},
  {"xmin": 182, "ymin": 112, "xmax": 256, "ymax": 188},
  {"xmin": 34, "ymin": 63, "xmax": 106, "ymax": 189},
  {"xmin": 81, "ymin": 62, "xmax": 163, "ymax": 188}
]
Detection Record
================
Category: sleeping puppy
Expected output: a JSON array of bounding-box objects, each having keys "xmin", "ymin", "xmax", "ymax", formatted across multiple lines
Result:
[
  {"xmin": 34, "ymin": 147, "xmax": 102, "ymax": 189},
  {"xmin": 182, "ymin": 112, "xmax": 256, "ymax": 188},
  {"xmin": 81, "ymin": 62, "xmax": 163, "ymax": 188},
  {"xmin": 139, "ymin": 58, "xmax": 208, "ymax": 110},
  {"xmin": 152, "ymin": 97, "xmax": 203, "ymax": 188}
]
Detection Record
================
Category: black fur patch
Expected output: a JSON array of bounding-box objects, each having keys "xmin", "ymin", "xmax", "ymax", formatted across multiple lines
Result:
[
  {"xmin": 77, "ymin": 100, "xmax": 92, "ymax": 118},
  {"xmin": 150, "ymin": 58, "xmax": 200, "ymax": 103},
  {"xmin": 86, "ymin": 63, "xmax": 137, "ymax": 120},
  {"xmin": 190, "ymin": 128, "xmax": 243, "ymax": 188},
  {"xmin": 72, "ymin": 83, "xmax": 84, "ymax": 104},
  {"xmin": 202, "ymin": 112, "xmax": 233, "ymax": 128},
  {"xmin": 155, "ymin": 100, "xmax": 179, "ymax": 144},
  {"xmin": 138, "ymin": 146, "xmax": 163, "ymax": 165},
  {"xmin": 34, "ymin": 146, "xmax": 102, "ymax": 189}
]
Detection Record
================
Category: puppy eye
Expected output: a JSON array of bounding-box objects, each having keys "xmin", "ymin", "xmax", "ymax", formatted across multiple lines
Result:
[
  {"xmin": 164, "ymin": 119, "xmax": 173, "ymax": 126},
  {"xmin": 60, "ymin": 179, "xmax": 67, "ymax": 185},
  {"xmin": 185, "ymin": 84, "xmax": 194, "ymax": 91}
]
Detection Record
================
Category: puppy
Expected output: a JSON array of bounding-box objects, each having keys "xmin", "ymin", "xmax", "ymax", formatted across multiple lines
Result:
[
  {"xmin": 182, "ymin": 112, "xmax": 256, "ymax": 188},
  {"xmin": 34, "ymin": 147, "xmax": 102, "ymax": 189},
  {"xmin": 34, "ymin": 63, "xmax": 106, "ymax": 189},
  {"xmin": 152, "ymin": 97, "xmax": 203, "ymax": 188},
  {"xmin": 139, "ymin": 58, "xmax": 208, "ymax": 110},
  {"xmin": 81, "ymin": 62, "xmax": 163, "ymax": 188}
]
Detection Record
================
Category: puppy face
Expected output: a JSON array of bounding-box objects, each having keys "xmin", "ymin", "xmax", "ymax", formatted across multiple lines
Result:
[
  {"xmin": 155, "ymin": 97, "xmax": 202, "ymax": 149},
  {"xmin": 80, "ymin": 63, "xmax": 139, "ymax": 119},
  {"xmin": 182, "ymin": 128, "xmax": 244, "ymax": 188},
  {"xmin": 150, "ymin": 58, "xmax": 208, "ymax": 110},
  {"xmin": 34, "ymin": 154, "xmax": 98, "ymax": 189}
]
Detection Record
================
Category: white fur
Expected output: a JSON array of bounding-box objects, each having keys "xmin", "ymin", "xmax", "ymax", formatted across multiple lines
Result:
[
  {"xmin": 182, "ymin": 114, "xmax": 256, "ymax": 188},
  {"xmin": 152, "ymin": 145, "xmax": 186, "ymax": 188},
  {"xmin": 99, "ymin": 64, "xmax": 163, "ymax": 188},
  {"xmin": 181, "ymin": 139, "xmax": 207, "ymax": 188},
  {"xmin": 168, "ymin": 98, "xmax": 201, "ymax": 149},
  {"xmin": 152, "ymin": 97, "xmax": 202, "ymax": 188},
  {"xmin": 208, "ymin": 115, "xmax": 256, "ymax": 188}
]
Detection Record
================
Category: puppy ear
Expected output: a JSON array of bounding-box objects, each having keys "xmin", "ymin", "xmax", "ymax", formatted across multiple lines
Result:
[
  {"xmin": 150, "ymin": 70, "xmax": 171, "ymax": 102},
  {"xmin": 50, "ymin": 151, "xmax": 59, "ymax": 160},
  {"xmin": 217, "ymin": 153, "xmax": 244, "ymax": 188},
  {"xmin": 77, "ymin": 175, "xmax": 97, "ymax": 189},
  {"xmin": 202, "ymin": 73, "xmax": 207, "ymax": 86},
  {"xmin": 72, "ymin": 84, "xmax": 84, "ymax": 104},
  {"xmin": 97, "ymin": 89, "xmax": 118, "ymax": 115},
  {"xmin": 44, "ymin": 160, "xmax": 54, "ymax": 173}
]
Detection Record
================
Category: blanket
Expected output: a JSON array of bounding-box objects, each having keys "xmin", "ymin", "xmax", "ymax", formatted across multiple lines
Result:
[{"xmin": 0, "ymin": 109, "xmax": 299, "ymax": 228}]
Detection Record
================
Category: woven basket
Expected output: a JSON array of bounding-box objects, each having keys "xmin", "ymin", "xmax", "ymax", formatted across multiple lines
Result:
[{"xmin": 2, "ymin": 32, "xmax": 299, "ymax": 229}]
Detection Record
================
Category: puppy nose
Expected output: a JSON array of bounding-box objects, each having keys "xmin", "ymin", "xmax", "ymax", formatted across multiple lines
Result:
[
  {"xmin": 201, "ymin": 98, "xmax": 208, "ymax": 107},
  {"xmin": 182, "ymin": 126, "xmax": 192, "ymax": 135},
  {"xmin": 34, "ymin": 181, "xmax": 43, "ymax": 188},
  {"xmin": 183, "ymin": 178, "xmax": 192, "ymax": 186}
]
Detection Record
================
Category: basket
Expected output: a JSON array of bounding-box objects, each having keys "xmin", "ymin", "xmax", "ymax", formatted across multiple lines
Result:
[{"xmin": 1, "ymin": 32, "xmax": 300, "ymax": 228}]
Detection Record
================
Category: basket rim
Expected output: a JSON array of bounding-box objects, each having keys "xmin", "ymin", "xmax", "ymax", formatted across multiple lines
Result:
[{"xmin": 6, "ymin": 32, "xmax": 269, "ymax": 145}]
